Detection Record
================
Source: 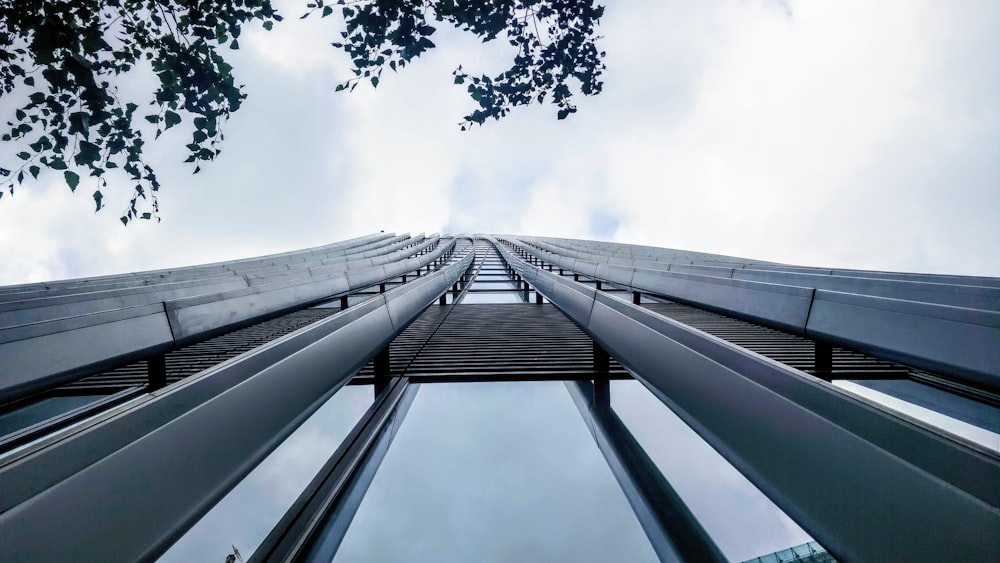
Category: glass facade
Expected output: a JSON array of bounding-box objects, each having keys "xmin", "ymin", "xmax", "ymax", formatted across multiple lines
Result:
[
  {"xmin": 833, "ymin": 380, "xmax": 1000, "ymax": 453},
  {"xmin": 610, "ymin": 379, "xmax": 813, "ymax": 561},
  {"xmin": 161, "ymin": 384, "xmax": 374, "ymax": 562},
  {"xmin": 0, "ymin": 394, "xmax": 108, "ymax": 436},
  {"xmin": 3, "ymin": 234, "xmax": 995, "ymax": 562},
  {"xmin": 742, "ymin": 541, "xmax": 836, "ymax": 563},
  {"xmin": 330, "ymin": 382, "xmax": 658, "ymax": 563}
]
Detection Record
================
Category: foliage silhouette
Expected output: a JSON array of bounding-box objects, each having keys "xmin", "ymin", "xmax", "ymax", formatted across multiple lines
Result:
[{"xmin": 0, "ymin": 0, "xmax": 605, "ymax": 223}]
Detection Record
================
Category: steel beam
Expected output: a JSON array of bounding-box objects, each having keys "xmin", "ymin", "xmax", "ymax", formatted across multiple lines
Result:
[
  {"xmin": 250, "ymin": 378, "xmax": 419, "ymax": 562},
  {"xmin": 566, "ymin": 380, "xmax": 725, "ymax": 563}
]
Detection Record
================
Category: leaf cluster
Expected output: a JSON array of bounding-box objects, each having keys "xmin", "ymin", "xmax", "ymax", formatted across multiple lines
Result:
[
  {"xmin": 0, "ymin": 0, "xmax": 605, "ymax": 223},
  {"xmin": 323, "ymin": 0, "xmax": 606, "ymax": 128},
  {"xmin": 0, "ymin": 0, "xmax": 281, "ymax": 223}
]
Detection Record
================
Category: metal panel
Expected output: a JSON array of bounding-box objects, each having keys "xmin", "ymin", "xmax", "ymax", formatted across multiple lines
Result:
[
  {"xmin": 806, "ymin": 290, "xmax": 1000, "ymax": 391},
  {"xmin": 0, "ymin": 249, "xmax": 474, "ymax": 562},
  {"xmin": 641, "ymin": 301, "xmax": 911, "ymax": 381},
  {"xmin": 493, "ymin": 239, "xmax": 1000, "ymax": 562},
  {"xmin": 509, "ymin": 238, "xmax": 1000, "ymax": 386},
  {"xmin": 734, "ymin": 268, "xmax": 1000, "ymax": 310},
  {"xmin": 0, "ymin": 305, "xmax": 173, "ymax": 403},
  {"xmin": 166, "ymin": 276, "xmax": 351, "ymax": 343},
  {"xmin": 0, "ymin": 276, "xmax": 247, "ymax": 326},
  {"xmin": 517, "ymin": 240, "xmax": 814, "ymax": 334},
  {"xmin": 0, "ymin": 233, "xmax": 392, "ymax": 300},
  {"xmin": 0, "ymin": 239, "xmax": 454, "ymax": 406},
  {"xmin": 62, "ymin": 309, "xmax": 344, "ymax": 394}
]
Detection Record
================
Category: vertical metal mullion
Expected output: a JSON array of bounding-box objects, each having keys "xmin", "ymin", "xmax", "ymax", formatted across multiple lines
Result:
[
  {"xmin": 250, "ymin": 377, "xmax": 416, "ymax": 563},
  {"xmin": 566, "ymin": 380, "xmax": 726, "ymax": 563}
]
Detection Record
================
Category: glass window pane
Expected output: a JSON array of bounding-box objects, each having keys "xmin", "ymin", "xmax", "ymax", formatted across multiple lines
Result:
[
  {"xmin": 833, "ymin": 380, "xmax": 1000, "ymax": 452},
  {"xmin": 460, "ymin": 291, "xmax": 525, "ymax": 304},
  {"xmin": 330, "ymin": 382, "xmax": 658, "ymax": 563},
  {"xmin": 0, "ymin": 394, "xmax": 108, "ymax": 436},
  {"xmin": 610, "ymin": 379, "xmax": 813, "ymax": 561},
  {"xmin": 160, "ymin": 384, "xmax": 374, "ymax": 562}
]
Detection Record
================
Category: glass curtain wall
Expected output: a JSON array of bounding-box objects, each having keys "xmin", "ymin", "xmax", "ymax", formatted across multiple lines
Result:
[{"xmin": 165, "ymin": 240, "xmax": 834, "ymax": 563}]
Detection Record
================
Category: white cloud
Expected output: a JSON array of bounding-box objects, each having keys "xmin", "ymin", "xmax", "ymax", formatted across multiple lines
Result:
[
  {"xmin": 597, "ymin": 0, "xmax": 1000, "ymax": 274},
  {"xmin": 0, "ymin": 0, "xmax": 997, "ymax": 283}
]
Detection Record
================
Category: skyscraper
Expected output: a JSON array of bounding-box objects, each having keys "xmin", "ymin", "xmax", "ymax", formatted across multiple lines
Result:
[{"xmin": 0, "ymin": 234, "xmax": 997, "ymax": 561}]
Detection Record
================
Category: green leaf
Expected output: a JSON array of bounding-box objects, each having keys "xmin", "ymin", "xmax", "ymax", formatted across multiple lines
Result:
[
  {"xmin": 64, "ymin": 170, "xmax": 80, "ymax": 192},
  {"xmin": 68, "ymin": 112, "xmax": 90, "ymax": 139},
  {"xmin": 323, "ymin": 6, "xmax": 332, "ymax": 17},
  {"xmin": 92, "ymin": 190, "xmax": 104, "ymax": 211},
  {"xmin": 17, "ymin": 152, "xmax": 30, "ymax": 160},
  {"xmin": 24, "ymin": 76, "xmax": 34, "ymax": 86},
  {"xmin": 75, "ymin": 141, "xmax": 102, "ymax": 166},
  {"xmin": 164, "ymin": 110, "xmax": 181, "ymax": 129},
  {"xmin": 29, "ymin": 165, "xmax": 40, "ymax": 179},
  {"xmin": 371, "ymin": 76, "xmax": 379, "ymax": 87}
]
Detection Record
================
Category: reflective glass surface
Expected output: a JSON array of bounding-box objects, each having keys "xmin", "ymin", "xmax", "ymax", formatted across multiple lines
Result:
[
  {"xmin": 610, "ymin": 379, "xmax": 813, "ymax": 561},
  {"xmin": 460, "ymin": 292, "xmax": 526, "ymax": 303},
  {"xmin": 0, "ymin": 394, "xmax": 108, "ymax": 437},
  {"xmin": 330, "ymin": 382, "xmax": 658, "ymax": 563},
  {"xmin": 834, "ymin": 380, "xmax": 1000, "ymax": 452},
  {"xmin": 743, "ymin": 540, "xmax": 836, "ymax": 563},
  {"xmin": 160, "ymin": 384, "xmax": 373, "ymax": 562}
]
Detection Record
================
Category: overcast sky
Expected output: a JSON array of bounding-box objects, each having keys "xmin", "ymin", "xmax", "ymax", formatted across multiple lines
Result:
[{"xmin": 1, "ymin": 0, "xmax": 998, "ymax": 285}]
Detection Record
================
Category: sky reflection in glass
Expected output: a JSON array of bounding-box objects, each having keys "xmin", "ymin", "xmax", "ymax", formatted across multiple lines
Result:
[
  {"xmin": 160, "ymin": 384, "xmax": 373, "ymax": 562},
  {"xmin": 610, "ymin": 379, "xmax": 812, "ymax": 561},
  {"xmin": 0, "ymin": 394, "xmax": 107, "ymax": 436},
  {"xmin": 834, "ymin": 380, "xmax": 1000, "ymax": 453},
  {"xmin": 332, "ymin": 381, "xmax": 658, "ymax": 563}
]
